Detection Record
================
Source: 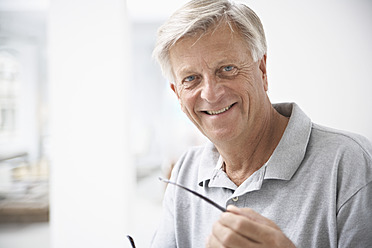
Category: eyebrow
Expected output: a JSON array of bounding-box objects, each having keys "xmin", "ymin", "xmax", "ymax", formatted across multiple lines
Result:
[{"xmin": 175, "ymin": 66, "xmax": 196, "ymax": 78}]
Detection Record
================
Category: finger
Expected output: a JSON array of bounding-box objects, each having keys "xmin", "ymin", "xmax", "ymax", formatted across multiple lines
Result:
[
  {"xmin": 227, "ymin": 205, "xmax": 279, "ymax": 230},
  {"xmin": 211, "ymin": 217, "xmax": 259, "ymax": 248},
  {"xmin": 222, "ymin": 208, "xmax": 295, "ymax": 247},
  {"xmin": 206, "ymin": 234, "xmax": 224, "ymax": 248},
  {"xmin": 220, "ymin": 210, "xmax": 276, "ymax": 244}
]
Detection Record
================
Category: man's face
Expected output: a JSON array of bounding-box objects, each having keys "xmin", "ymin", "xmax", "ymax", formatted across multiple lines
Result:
[{"xmin": 169, "ymin": 22, "xmax": 269, "ymax": 145}]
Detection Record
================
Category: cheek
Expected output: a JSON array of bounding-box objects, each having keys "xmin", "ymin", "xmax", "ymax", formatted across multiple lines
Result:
[
  {"xmin": 239, "ymin": 73, "xmax": 266, "ymax": 96},
  {"xmin": 177, "ymin": 89, "xmax": 191, "ymax": 112},
  {"xmin": 230, "ymin": 76, "xmax": 255, "ymax": 97},
  {"xmin": 177, "ymin": 86, "xmax": 189, "ymax": 102},
  {"xmin": 178, "ymin": 90, "xmax": 201, "ymax": 116}
]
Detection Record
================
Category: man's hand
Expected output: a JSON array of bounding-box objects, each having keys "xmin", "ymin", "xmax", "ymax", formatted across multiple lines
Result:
[{"xmin": 206, "ymin": 205, "xmax": 296, "ymax": 248}]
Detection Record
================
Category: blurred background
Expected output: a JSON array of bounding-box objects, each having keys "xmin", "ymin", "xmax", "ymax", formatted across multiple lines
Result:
[{"xmin": 0, "ymin": 0, "xmax": 371, "ymax": 247}]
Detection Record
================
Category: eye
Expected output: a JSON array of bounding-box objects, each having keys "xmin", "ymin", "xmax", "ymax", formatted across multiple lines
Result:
[
  {"xmin": 184, "ymin": 75, "xmax": 196, "ymax": 82},
  {"xmin": 218, "ymin": 65, "xmax": 238, "ymax": 78},
  {"xmin": 181, "ymin": 75, "xmax": 200, "ymax": 89},
  {"xmin": 223, "ymin": 66, "xmax": 235, "ymax": 72}
]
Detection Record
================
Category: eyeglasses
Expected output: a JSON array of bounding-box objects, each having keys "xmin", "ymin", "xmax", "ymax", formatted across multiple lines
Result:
[
  {"xmin": 158, "ymin": 177, "xmax": 227, "ymax": 211},
  {"xmin": 126, "ymin": 177, "xmax": 227, "ymax": 247},
  {"xmin": 126, "ymin": 235, "xmax": 136, "ymax": 248}
]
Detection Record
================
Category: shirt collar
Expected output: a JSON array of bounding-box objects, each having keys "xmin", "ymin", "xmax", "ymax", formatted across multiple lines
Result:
[
  {"xmin": 264, "ymin": 103, "xmax": 312, "ymax": 180},
  {"xmin": 197, "ymin": 102, "xmax": 312, "ymax": 186}
]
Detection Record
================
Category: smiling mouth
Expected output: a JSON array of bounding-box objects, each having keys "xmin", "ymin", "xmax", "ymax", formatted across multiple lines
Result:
[{"xmin": 204, "ymin": 104, "xmax": 234, "ymax": 115}]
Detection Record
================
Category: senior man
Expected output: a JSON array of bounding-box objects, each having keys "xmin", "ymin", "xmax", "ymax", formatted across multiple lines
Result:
[{"xmin": 151, "ymin": 0, "xmax": 372, "ymax": 247}]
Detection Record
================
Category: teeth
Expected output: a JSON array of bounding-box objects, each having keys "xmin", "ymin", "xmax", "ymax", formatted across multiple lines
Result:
[{"xmin": 206, "ymin": 104, "xmax": 233, "ymax": 115}]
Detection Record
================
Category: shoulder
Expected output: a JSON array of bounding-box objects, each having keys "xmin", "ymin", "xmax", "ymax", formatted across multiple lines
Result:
[
  {"xmin": 308, "ymin": 123, "xmax": 372, "ymax": 207},
  {"xmin": 169, "ymin": 144, "xmax": 207, "ymax": 182},
  {"xmin": 176, "ymin": 145, "xmax": 206, "ymax": 165},
  {"xmin": 309, "ymin": 123, "xmax": 372, "ymax": 159}
]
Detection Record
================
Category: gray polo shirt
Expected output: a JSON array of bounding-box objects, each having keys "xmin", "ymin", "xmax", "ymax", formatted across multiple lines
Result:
[{"xmin": 151, "ymin": 103, "xmax": 372, "ymax": 248}]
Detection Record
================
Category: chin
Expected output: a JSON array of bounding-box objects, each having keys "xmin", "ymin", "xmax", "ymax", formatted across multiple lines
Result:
[{"xmin": 205, "ymin": 131, "xmax": 238, "ymax": 144}]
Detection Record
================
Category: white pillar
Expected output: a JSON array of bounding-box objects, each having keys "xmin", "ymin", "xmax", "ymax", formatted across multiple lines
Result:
[{"xmin": 48, "ymin": 0, "xmax": 135, "ymax": 247}]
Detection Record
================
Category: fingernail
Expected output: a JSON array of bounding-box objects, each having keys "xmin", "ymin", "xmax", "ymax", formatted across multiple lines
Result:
[{"xmin": 227, "ymin": 205, "xmax": 240, "ymax": 212}]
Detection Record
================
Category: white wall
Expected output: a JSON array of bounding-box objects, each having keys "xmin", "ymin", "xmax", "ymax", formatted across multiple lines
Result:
[{"xmin": 48, "ymin": 0, "xmax": 135, "ymax": 247}]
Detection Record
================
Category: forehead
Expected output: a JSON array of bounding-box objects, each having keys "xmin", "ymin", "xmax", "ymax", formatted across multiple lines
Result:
[{"xmin": 169, "ymin": 22, "xmax": 252, "ymax": 75}]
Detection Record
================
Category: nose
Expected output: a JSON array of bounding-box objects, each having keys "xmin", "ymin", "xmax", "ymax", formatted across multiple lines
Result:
[{"xmin": 200, "ymin": 74, "xmax": 225, "ymax": 103}]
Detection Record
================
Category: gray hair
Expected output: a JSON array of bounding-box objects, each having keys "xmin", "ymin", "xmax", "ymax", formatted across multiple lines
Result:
[{"xmin": 152, "ymin": 0, "xmax": 267, "ymax": 82}]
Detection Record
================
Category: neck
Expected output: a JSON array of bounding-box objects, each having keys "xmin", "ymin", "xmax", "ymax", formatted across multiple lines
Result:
[{"xmin": 216, "ymin": 106, "xmax": 288, "ymax": 186}]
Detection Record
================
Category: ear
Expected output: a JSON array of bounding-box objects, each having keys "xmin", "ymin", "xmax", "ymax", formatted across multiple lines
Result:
[
  {"xmin": 170, "ymin": 82, "xmax": 177, "ymax": 95},
  {"xmin": 259, "ymin": 54, "xmax": 268, "ymax": 91},
  {"xmin": 170, "ymin": 83, "xmax": 183, "ymax": 107}
]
